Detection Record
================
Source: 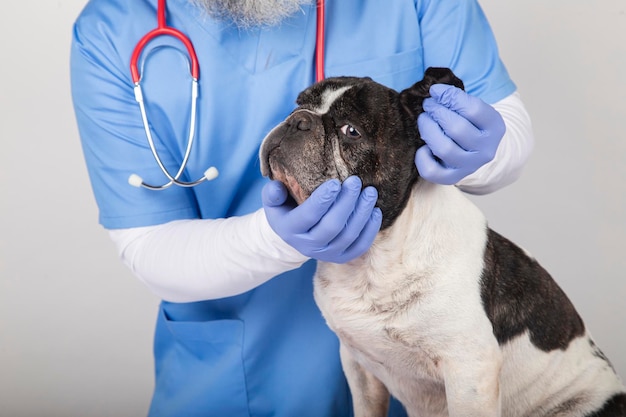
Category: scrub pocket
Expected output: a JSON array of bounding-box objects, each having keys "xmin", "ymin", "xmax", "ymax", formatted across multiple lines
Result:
[
  {"xmin": 148, "ymin": 306, "xmax": 251, "ymax": 417},
  {"xmin": 325, "ymin": 47, "xmax": 424, "ymax": 92}
]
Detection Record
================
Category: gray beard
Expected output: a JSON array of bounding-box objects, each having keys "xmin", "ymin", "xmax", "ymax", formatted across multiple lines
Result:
[{"xmin": 190, "ymin": 0, "xmax": 314, "ymax": 28}]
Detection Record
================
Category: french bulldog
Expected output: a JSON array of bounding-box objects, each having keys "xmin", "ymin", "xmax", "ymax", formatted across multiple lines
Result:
[{"xmin": 259, "ymin": 67, "xmax": 626, "ymax": 417}]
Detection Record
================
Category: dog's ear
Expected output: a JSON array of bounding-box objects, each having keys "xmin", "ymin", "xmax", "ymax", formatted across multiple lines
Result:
[{"xmin": 399, "ymin": 67, "xmax": 465, "ymax": 119}]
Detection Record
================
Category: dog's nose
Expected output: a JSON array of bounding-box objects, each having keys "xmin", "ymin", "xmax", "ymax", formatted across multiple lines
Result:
[
  {"xmin": 290, "ymin": 111, "xmax": 313, "ymax": 131},
  {"xmin": 297, "ymin": 119, "xmax": 311, "ymax": 131}
]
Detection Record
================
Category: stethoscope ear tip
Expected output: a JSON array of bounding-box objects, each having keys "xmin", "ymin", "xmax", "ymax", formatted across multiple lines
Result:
[
  {"xmin": 204, "ymin": 166, "xmax": 219, "ymax": 181},
  {"xmin": 128, "ymin": 174, "xmax": 144, "ymax": 188}
]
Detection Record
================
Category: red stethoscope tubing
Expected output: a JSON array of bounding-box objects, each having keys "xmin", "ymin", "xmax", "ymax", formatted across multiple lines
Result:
[
  {"xmin": 130, "ymin": 0, "xmax": 325, "ymax": 85},
  {"xmin": 315, "ymin": 0, "xmax": 325, "ymax": 82},
  {"xmin": 130, "ymin": 0, "xmax": 200, "ymax": 84}
]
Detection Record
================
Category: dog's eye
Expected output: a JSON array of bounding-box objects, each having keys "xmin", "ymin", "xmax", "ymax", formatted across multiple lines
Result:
[{"xmin": 340, "ymin": 124, "xmax": 362, "ymax": 139}]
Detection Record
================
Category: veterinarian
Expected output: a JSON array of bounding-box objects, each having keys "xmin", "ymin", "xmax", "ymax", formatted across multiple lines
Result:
[{"xmin": 71, "ymin": 0, "xmax": 534, "ymax": 416}]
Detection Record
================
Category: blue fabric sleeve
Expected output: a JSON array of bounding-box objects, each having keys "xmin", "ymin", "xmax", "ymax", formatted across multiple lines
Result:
[
  {"xmin": 70, "ymin": 9, "xmax": 200, "ymax": 229},
  {"xmin": 417, "ymin": 0, "xmax": 516, "ymax": 104}
]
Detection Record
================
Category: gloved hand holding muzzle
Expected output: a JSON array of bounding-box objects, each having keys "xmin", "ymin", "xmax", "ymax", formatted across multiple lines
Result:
[{"xmin": 262, "ymin": 176, "xmax": 382, "ymax": 264}]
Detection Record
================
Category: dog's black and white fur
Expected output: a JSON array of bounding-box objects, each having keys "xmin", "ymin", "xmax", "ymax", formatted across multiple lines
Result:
[{"xmin": 259, "ymin": 68, "xmax": 626, "ymax": 417}]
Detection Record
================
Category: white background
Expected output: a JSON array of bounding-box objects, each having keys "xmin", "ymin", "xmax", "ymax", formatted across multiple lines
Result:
[{"xmin": 1, "ymin": 1, "xmax": 625, "ymax": 416}]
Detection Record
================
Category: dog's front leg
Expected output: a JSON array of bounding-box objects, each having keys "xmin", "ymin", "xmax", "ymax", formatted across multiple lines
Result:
[
  {"xmin": 442, "ymin": 350, "xmax": 502, "ymax": 417},
  {"xmin": 340, "ymin": 343, "xmax": 390, "ymax": 417}
]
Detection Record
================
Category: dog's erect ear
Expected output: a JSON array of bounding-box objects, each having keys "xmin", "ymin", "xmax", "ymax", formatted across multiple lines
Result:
[{"xmin": 399, "ymin": 67, "xmax": 465, "ymax": 119}]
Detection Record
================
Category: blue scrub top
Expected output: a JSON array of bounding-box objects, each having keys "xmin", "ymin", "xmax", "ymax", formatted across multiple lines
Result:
[{"xmin": 70, "ymin": 0, "xmax": 515, "ymax": 416}]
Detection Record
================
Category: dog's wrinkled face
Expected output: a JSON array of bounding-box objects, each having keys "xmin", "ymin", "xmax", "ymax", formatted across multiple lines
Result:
[{"xmin": 259, "ymin": 68, "xmax": 464, "ymax": 229}]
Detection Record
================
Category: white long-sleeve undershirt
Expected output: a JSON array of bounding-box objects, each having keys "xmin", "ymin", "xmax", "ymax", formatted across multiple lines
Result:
[
  {"xmin": 109, "ymin": 91, "xmax": 534, "ymax": 303},
  {"xmin": 458, "ymin": 91, "xmax": 534, "ymax": 194},
  {"xmin": 110, "ymin": 209, "xmax": 309, "ymax": 302}
]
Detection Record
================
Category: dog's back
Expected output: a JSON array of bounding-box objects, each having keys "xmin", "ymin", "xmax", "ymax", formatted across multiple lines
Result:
[{"xmin": 481, "ymin": 228, "xmax": 625, "ymax": 415}]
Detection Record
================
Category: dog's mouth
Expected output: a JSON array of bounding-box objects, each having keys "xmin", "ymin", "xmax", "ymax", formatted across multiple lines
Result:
[{"xmin": 264, "ymin": 147, "xmax": 309, "ymax": 205}]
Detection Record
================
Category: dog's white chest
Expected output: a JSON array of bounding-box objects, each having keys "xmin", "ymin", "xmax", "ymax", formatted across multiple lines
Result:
[
  {"xmin": 315, "ymin": 265, "xmax": 444, "ymax": 377},
  {"xmin": 313, "ymin": 183, "xmax": 498, "ymax": 410}
]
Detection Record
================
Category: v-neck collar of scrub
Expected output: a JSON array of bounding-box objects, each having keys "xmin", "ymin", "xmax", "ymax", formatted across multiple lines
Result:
[{"xmin": 174, "ymin": 0, "xmax": 316, "ymax": 76}]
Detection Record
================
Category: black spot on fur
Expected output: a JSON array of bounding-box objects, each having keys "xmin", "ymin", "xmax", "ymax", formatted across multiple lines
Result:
[
  {"xmin": 590, "ymin": 339, "xmax": 617, "ymax": 372},
  {"xmin": 480, "ymin": 229, "xmax": 585, "ymax": 351},
  {"xmin": 548, "ymin": 396, "xmax": 588, "ymax": 415},
  {"xmin": 585, "ymin": 393, "xmax": 626, "ymax": 417}
]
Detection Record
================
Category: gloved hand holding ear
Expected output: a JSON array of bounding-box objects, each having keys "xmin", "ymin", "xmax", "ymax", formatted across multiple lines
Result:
[
  {"xmin": 262, "ymin": 176, "xmax": 382, "ymax": 264},
  {"xmin": 415, "ymin": 84, "xmax": 506, "ymax": 185}
]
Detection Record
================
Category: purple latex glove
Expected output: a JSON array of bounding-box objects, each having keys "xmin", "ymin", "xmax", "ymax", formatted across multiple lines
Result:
[
  {"xmin": 415, "ymin": 84, "xmax": 506, "ymax": 185},
  {"xmin": 262, "ymin": 176, "xmax": 382, "ymax": 264}
]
